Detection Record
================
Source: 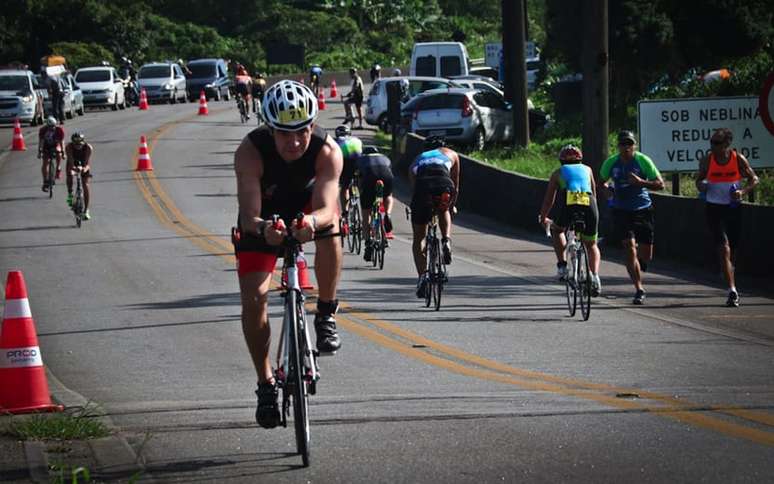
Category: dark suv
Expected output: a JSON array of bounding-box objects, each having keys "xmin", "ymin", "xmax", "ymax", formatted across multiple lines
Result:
[{"xmin": 186, "ymin": 58, "xmax": 231, "ymax": 101}]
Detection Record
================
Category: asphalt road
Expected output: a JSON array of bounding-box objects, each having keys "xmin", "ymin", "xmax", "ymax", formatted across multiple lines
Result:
[{"xmin": 1, "ymin": 97, "xmax": 773, "ymax": 483}]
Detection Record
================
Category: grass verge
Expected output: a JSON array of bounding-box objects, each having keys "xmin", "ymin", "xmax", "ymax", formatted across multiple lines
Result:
[{"xmin": 2, "ymin": 404, "xmax": 111, "ymax": 441}]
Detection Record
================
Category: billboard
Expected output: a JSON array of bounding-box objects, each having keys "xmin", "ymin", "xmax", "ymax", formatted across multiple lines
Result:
[{"xmin": 638, "ymin": 96, "xmax": 774, "ymax": 172}]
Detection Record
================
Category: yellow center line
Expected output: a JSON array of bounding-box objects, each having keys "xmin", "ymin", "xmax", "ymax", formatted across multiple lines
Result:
[{"xmin": 130, "ymin": 114, "xmax": 774, "ymax": 447}]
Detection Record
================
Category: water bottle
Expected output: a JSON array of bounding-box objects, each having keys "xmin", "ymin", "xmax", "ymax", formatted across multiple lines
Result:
[{"xmin": 729, "ymin": 183, "xmax": 740, "ymax": 208}]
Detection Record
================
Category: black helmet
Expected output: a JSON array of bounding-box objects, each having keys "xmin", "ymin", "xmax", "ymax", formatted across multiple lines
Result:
[
  {"xmin": 71, "ymin": 132, "xmax": 85, "ymax": 143},
  {"xmin": 335, "ymin": 125, "xmax": 351, "ymax": 139},
  {"xmin": 423, "ymin": 135, "xmax": 446, "ymax": 150},
  {"xmin": 362, "ymin": 145, "xmax": 379, "ymax": 155},
  {"xmin": 349, "ymin": 67, "xmax": 357, "ymax": 75}
]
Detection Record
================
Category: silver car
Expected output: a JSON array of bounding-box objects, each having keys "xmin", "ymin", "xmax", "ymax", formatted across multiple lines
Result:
[
  {"xmin": 137, "ymin": 63, "xmax": 187, "ymax": 104},
  {"xmin": 365, "ymin": 76, "xmax": 461, "ymax": 132},
  {"xmin": 408, "ymin": 87, "xmax": 513, "ymax": 151}
]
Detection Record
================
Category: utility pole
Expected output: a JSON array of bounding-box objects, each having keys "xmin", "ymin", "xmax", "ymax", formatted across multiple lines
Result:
[
  {"xmin": 582, "ymin": 0, "xmax": 609, "ymax": 174},
  {"xmin": 502, "ymin": 0, "xmax": 529, "ymax": 147}
]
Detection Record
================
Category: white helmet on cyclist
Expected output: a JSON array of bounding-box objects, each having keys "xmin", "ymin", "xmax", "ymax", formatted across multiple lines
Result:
[
  {"xmin": 261, "ymin": 80, "xmax": 318, "ymax": 131},
  {"xmin": 45, "ymin": 116, "xmax": 57, "ymax": 127}
]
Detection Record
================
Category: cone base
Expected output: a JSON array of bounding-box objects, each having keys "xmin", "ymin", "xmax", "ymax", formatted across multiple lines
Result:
[{"xmin": 1, "ymin": 403, "xmax": 64, "ymax": 414}]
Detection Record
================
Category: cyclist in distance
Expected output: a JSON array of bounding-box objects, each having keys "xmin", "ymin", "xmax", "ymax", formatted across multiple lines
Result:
[
  {"xmin": 65, "ymin": 132, "xmax": 93, "ymax": 220},
  {"xmin": 539, "ymin": 145, "xmax": 602, "ymax": 296},
  {"xmin": 358, "ymin": 146, "xmax": 395, "ymax": 262},
  {"xmin": 408, "ymin": 136, "xmax": 460, "ymax": 299},
  {"xmin": 235, "ymin": 63, "xmax": 253, "ymax": 119},
  {"xmin": 233, "ymin": 80, "xmax": 343, "ymax": 429},
  {"xmin": 309, "ymin": 64, "xmax": 323, "ymax": 96},
  {"xmin": 334, "ymin": 124, "xmax": 363, "ymax": 222},
  {"xmin": 38, "ymin": 116, "xmax": 65, "ymax": 192},
  {"xmin": 369, "ymin": 63, "xmax": 381, "ymax": 83},
  {"xmin": 252, "ymin": 72, "xmax": 267, "ymax": 114}
]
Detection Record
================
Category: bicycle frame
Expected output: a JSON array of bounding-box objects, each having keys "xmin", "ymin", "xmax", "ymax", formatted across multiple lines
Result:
[
  {"xmin": 72, "ymin": 171, "xmax": 85, "ymax": 227},
  {"xmin": 367, "ymin": 181, "xmax": 386, "ymax": 269},
  {"xmin": 424, "ymin": 211, "xmax": 447, "ymax": 310},
  {"xmin": 563, "ymin": 216, "xmax": 591, "ymax": 320}
]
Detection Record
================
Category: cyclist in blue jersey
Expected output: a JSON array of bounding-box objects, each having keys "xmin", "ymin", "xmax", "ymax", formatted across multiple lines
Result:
[
  {"xmin": 334, "ymin": 125, "xmax": 364, "ymax": 218},
  {"xmin": 357, "ymin": 146, "xmax": 395, "ymax": 262},
  {"xmin": 539, "ymin": 145, "xmax": 602, "ymax": 296},
  {"xmin": 309, "ymin": 64, "xmax": 323, "ymax": 96},
  {"xmin": 409, "ymin": 136, "xmax": 460, "ymax": 298},
  {"xmin": 599, "ymin": 131, "xmax": 664, "ymax": 305}
]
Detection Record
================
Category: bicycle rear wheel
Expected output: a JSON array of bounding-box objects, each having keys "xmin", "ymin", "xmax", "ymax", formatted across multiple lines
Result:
[
  {"xmin": 432, "ymin": 238, "xmax": 443, "ymax": 310},
  {"xmin": 425, "ymin": 237, "xmax": 436, "ymax": 308},
  {"xmin": 565, "ymin": 250, "xmax": 578, "ymax": 317},
  {"xmin": 577, "ymin": 244, "xmax": 591, "ymax": 321},
  {"xmin": 377, "ymin": 217, "xmax": 386, "ymax": 270},
  {"xmin": 351, "ymin": 207, "xmax": 362, "ymax": 255},
  {"xmin": 287, "ymin": 290, "xmax": 310, "ymax": 466},
  {"xmin": 48, "ymin": 159, "xmax": 55, "ymax": 199}
]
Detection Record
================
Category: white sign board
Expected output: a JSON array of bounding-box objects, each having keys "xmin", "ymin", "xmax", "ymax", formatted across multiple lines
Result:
[
  {"xmin": 484, "ymin": 41, "xmax": 537, "ymax": 68},
  {"xmin": 638, "ymin": 96, "xmax": 774, "ymax": 172}
]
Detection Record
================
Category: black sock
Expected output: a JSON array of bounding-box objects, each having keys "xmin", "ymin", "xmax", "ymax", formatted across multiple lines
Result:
[{"xmin": 316, "ymin": 299, "xmax": 339, "ymax": 317}]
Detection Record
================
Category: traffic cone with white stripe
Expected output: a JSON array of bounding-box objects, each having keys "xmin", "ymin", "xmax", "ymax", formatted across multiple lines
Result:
[
  {"xmin": 138, "ymin": 88, "xmax": 149, "ymax": 110},
  {"xmin": 317, "ymin": 91, "xmax": 326, "ymax": 110},
  {"xmin": 297, "ymin": 249, "xmax": 314, "ymax": 290},
  {"xmin": 11, "ymin": 119, "xmax": 26, "ymax": 151},
  {"xmin": 135, "ymin": 135, "xmax": 153, "ymax": 171},
  {"xmin": 198, "ymin": 90, "xmax": 209, "ymax": 115},
  {"xmin": 0, "ymin": 271, "xmax": 64, "ymax": 413}
]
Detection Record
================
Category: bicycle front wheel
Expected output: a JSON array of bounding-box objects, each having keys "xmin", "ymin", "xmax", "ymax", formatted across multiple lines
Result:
[
  {"xmin": 287, "ymin": 290, "xmax": 311, "ymax": 466},
  {"xmin": 565, "ymin": 251, "xmax": 578, "ymax": 317},
  {"xmin": 577, "ymin": 244, "xmax": 591, "ymax": 321},
  {"xmin": 377, "ymin": 217, "xmax": 386, "ymax": 270},
  {"xmin": 432, "ymin": 238, "xmax": 443, "ymax": 310},
  {"xmin": 48, "ymin": 160, "xmax": 55, "ymax": 199}
]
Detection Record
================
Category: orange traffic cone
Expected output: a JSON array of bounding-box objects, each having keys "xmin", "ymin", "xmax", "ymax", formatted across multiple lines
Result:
[
  {"xmin": 329, "ymin": 80, "xmax": 338, "ymax": 98},
  {"xmin": 135, "ymin": 135, "xmax": 153, "ymax": 171},
  {"xmin": 198, "ymin": 90, "xmax": 209, "ymax": 115},
  {"xmin": 297, "ymin": 249, "xmax": 314, "ymax": 290},
  {"xmin": 317, "ymin": 91, "xmax": 326, "ymax": 110},
  {"xmin": 11, "ymin": 119, "xmax": 26, "ymax": 151},
  {"xmin": 138, "ymin": 88, "xmax": 149, "ymax": 110},
  {"xmin": 0, "ymin": 271, "xmax": 64, "ymax": 414}
]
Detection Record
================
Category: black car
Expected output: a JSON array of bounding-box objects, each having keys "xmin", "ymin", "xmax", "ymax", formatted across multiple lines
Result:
[{"xmin": 186, "ymin": 58, "xmax": 231, "ymax": 101}]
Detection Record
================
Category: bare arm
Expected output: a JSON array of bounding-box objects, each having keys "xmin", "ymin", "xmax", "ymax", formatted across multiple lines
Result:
[
  {"xmin": 695, "ymin": 155, "xmax": 709, "ymax": 192},
  {"xmin": 737, "ymin": 153, "xmax": 759, "ymax": 195},
  {"xmin": 448, "ymin": 150, "xmax": 461, "ymax": 205},
  {"xmin": 234, "ymin": 136, "xmax": 264, "ymax": 237},
  {"xmin": 539, "ymin": 171, "xmax": 560, "ymax": 224}
]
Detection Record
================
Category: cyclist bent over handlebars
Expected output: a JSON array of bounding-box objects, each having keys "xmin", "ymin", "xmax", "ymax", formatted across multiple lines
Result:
[{"xmin": 233, "ymin": 80, "xmax": 343, "ymax": 429}]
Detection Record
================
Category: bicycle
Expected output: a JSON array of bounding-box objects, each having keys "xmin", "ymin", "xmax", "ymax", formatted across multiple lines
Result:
[
  {"xmin": 559, "ymin": 212, "xmax": 591, "ymax": 321},
  {"xmin": 41, "ymin": 146, "xmax": 59, "ymax": 199},
  {"xmin": 341, "ymin": 173, "xmax": 363, "ymax": 255},
  {"xmin": 71, "ymin": 166, "xmax": 86, "ymax": 228},
  {"xmin": 365, "ymin": 180, "xmax": 387, "ymax": 269},
  {"xmin": 270, "ymin": 214, "xmax": 339, "ymax": 467},
  {"xmin": 236, "ymin": 94, "xmax": 249, "ymax": 124},
  {"xmin": 408, "ymin": 192, "xmax": 450, "ymax": 311}
]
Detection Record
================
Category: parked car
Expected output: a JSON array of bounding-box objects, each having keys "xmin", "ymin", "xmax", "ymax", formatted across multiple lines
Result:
[
  {"xmin": 0, "ymin": 69, "xmax": 45, "ymax": 126},
  {"xmin": 137, "ymin": 62, "xmax": 187, "ymax": 104},
  {"xmin": 406, "ymin": 87, "xmax": 514, "ymax": 151},
  {"xmin": 366, "ymin": 76, "xmax": 462, "ymax": 132},
  {"xmin": 186, "ymin": 58, "xmax": 231, "ymax": 101},
  {"xmin": 75, "ymin": 66, "xmax": 126, "ymax": 110}
]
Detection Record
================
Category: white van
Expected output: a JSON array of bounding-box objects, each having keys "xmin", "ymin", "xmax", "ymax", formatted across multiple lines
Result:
[{"xmin": 410, "ymin": 42, "xmax": 470, "ymax": 78}]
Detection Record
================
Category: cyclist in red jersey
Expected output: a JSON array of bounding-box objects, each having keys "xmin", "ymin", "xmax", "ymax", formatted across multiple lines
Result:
[{"xmin": 38, "ymin": 116, "xmax": 65, "ymax": 192}]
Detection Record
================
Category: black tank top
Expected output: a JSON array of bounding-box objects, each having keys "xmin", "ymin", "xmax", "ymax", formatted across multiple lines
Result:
[
  {"xmin": 70, "ymin": 144, "xmax": 89, "ymax": 165},
  {"xmin": 246, "ymin": 125, "xmax": 327, "ymax": 222}
]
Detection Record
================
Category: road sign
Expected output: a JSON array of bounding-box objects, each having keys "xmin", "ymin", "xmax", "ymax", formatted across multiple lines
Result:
[
  {"xmin": 638, "ymin": 96, "xmax": 774, "ymax": 172},
  {"xmin": 485, "ymin": 41, "xmax": 537, "ymax": 68},
  {"xmin": 760, "ymin": 72, "xmax": 774, "ymax": 137}
]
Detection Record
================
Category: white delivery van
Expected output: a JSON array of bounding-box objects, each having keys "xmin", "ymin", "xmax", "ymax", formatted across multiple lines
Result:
[{"xmin": 410, "ymin": 42, "xmax": 470, "ymax": 78}]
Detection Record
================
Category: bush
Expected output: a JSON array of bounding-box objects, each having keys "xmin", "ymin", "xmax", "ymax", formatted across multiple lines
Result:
[{"xmin": 48, "ymin": 42, "xmax": 115, "ymax": 70}]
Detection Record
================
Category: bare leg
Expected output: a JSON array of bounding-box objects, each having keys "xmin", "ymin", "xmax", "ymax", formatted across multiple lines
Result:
[
  {"xmin": 438, "ymin": 210, "xmax": 452, "ymax": 239},
  {"xmin": 239, "ymin": 271, "xmax": 274, "ymax": 383},
  {"xmin": 624, "ymin": 239, "xmax": 643, "ymax": 291},
  {"xmin": 412, "ymin": 223, "xmax": 428, "ymax": 275},
  {"xmin": 584, "ymin": 240, "xmax": 601, "ymax": 274},
  {"xmin": 551, "ymin": 227, "xmax": 567, "ymax": 263},
  {"xmin": 314, "ymin": 228, "xmax": 342, "ymax": 303},
  {"xmin": 83, "ymin": 177, "xmax": 91, "ymax": 210},
  {"xmin": 719, "ymin": 243, "xmax": 736, "ymax": 290}
]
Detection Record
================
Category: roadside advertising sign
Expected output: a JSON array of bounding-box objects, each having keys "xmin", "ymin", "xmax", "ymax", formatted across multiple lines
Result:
[
  {"xmin": 485, "ymin": 41, "xmax": 537, "ymax": 68},
  {"xmin": 638, "ymin": 96, "xmax": 774, "ymax": 172}
]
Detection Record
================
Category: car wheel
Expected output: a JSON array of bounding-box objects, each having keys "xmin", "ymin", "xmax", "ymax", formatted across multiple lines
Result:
[
  {"xmin": 180, "ymin": 90, "xmax": 187, "ymax": 103},
  {"xmin": 472, "ymin": 127, "xmax": 486, "ymax": 151},
  {"xmin": 77, "ymin": 104, "xmax": 84, "ymax": 116},
  {"xmin": 171, "ymin": 91, "xmax": 177, "ymax": 104},
  {"xmin": 66, "ymin": 107, "xmax": 74, "ymax": 119},
  {"xmin": 224, "ymin": 89, "xmax": 231, "ymax": 101},
  {"xmin": 378, "ymin": 114, "xmax": 390, "ymax": 133},
  {"xmin": 119, "ymin": 96, "xmax": 126, "ymax": 110}
]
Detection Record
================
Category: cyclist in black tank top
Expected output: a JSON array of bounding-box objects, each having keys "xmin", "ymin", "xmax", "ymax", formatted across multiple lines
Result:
[{"xmin": 233, "ymin": 80, "xmax": 344, "ymax": 429}]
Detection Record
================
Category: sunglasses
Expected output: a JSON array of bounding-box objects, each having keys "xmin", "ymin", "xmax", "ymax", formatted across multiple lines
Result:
[
  {"xmin": 710, "ymin": 139, "xmax": 725, "ymax": 146},
  {"xmin": 618, "ymin": 141, "xmax": 634, "ymax": 147}
]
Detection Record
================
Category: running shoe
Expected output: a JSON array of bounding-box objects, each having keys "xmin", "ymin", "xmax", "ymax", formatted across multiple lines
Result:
[
  {"xmin": 442, "ymin": 239, "xmax": 452, "ymax": 265},
  {"xmin": 314, "ymin": 313, "xmax": 341, "ymax": 353},
  {"xmin": 83, "ymin": 210, "xmax": 91, "ymax": 221},
  {"xmin": 66, "ymin": 193, "xmax": 73, "ymax": 207},
  {"xmin": 726, "ymin": 290, "xmax": 740, "ymax": 307},
  {"xmin": 591, "ymin": 274, "xmax": 602, "ymax": 297},
  {"xmin": 416, "ymin": 273, "xmax": 429, "ymax": 299},
  {"xmin": 255, "ymin": 382, "xmax": 280, "ymax": 429},
  {"xmin": 633, "ymin": 289, "xmax": 646, "ymax": 305}
]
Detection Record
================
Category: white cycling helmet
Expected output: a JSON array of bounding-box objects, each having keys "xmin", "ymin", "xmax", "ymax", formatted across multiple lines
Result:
[
  {"xmin": 45, "ymin": 116, "xmax": 57, "ymax": 126},
  {"xmin": 262, "ymin": 80, "xmax": 318, "ymax": 131}
]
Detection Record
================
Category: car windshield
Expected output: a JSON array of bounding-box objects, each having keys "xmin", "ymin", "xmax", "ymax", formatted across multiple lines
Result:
[
  {"xmin": 76, "ymin": 70, "xmax": 110, "ymax": 82},
  {"xmin": 187, "ymin": 64, "xmax": 216, "ymax": 78},
  {"xmin": 0, "ymin": 75, "xmax": 29, "ymax": 91},
  {"xmin": 139, "ymin": 66, "xmax": 170, "ymax": 79},
  {"xmin": 418, "ymin": 94, "xmax": 465, "ymax": 110}
]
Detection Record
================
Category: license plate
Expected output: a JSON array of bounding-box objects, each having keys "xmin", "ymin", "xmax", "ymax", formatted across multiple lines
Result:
[
  {"xmin": 429, "ymin": 130, "xmax": 445, "ymax": 136},
  {"xmin": 0, "ymin": 112, "xmax": 13, "ymax": 117}
]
